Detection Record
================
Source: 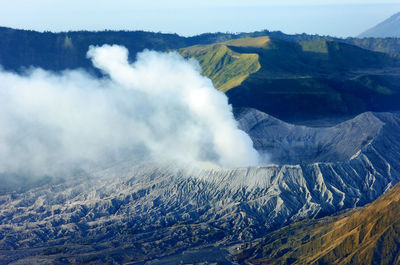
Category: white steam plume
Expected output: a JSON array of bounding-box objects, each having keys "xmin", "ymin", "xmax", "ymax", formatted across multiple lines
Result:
[{"xmin": 0, "ymin": 45, "xmax": 260, "ymax": 176}]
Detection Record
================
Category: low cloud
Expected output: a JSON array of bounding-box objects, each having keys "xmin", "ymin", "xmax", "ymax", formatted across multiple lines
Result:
[{"xmin": 0, "ymin": 45, "xmax": 261, "ymax": 177}]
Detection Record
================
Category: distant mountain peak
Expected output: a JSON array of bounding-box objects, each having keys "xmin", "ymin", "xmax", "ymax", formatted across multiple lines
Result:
[{"xmin": 359, "ymin": 12, "xmax": 400, "ymax": 38}]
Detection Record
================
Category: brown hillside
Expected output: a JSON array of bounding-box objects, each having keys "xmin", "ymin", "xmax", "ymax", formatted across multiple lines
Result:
[{"xmin": 239, "ymin": 183, "xmax": 400, "ymax": 265}]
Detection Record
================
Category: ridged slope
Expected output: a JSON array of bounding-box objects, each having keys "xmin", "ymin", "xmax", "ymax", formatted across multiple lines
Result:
[
  {"xmin": 179, "ymin": 40, "xmax": 261, "ymax": 92},
  {"xmin": 238, "ymin": 182, "xmax": 400, "ymax": 265},
  {"xmin": 0, "ymin": 109, "xmax": 400, "ymax": 263}
]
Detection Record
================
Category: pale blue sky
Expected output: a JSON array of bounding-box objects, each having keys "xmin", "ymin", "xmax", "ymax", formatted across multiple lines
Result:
[{"xmin": 0, "ymin": 0, "xmax": 399, "ymax": 37}]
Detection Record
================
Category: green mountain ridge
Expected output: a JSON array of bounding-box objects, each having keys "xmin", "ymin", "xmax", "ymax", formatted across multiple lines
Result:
[
  {"xmin": 180, "ymin": 36, "xmax": 400, "ymax": 121},
  {"xmin": 179, "ymin": 38, "xmax": 264, "ymax": 92},
  {"xmin": 1, "ymin": 26, "xmax": 400, "ymax": 73}
]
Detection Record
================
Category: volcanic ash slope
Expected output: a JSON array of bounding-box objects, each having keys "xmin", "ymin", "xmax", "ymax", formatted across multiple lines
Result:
[{"xmin": 1, "ymin": 109, "xmax": 400, "ymax": 263}]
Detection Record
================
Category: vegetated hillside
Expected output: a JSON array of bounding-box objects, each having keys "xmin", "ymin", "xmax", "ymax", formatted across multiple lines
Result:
[
  {"xmin": 0, "ymin": 27, "xmax": 309, "ymax": 72},
  {"xmin": 179, "ymin": 38, "xmax": 265, "ymax": 92},
  {"xmin": 359, "ymin": 12, "xmax": 400, "ymax": 38},
  {"xmin": 347, "ymin": 37, "xmax": 400, "ymax": 55},
  {"xmin": 194, "ymin": 30, "xmax": 400, "ymax": 56},
  {"xmin": 0, "ymin": 27, "xmax": 189, "ymax": 71},
  {"xmin": 237, "ymin": 181, "xmax": 400, "ymax": 265},
  {"xmin": 181, "ymin": 37, "xmax": 400, "ymax": 121},
  {"xmin": 1, "ymin": 26, "xmax": 400, "ymax": 74}
]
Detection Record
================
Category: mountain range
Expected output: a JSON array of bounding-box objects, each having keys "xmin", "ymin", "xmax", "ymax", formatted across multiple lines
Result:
[{"xmin": 1, "ymin": 26, "xmax": 400, "ymax": 73}]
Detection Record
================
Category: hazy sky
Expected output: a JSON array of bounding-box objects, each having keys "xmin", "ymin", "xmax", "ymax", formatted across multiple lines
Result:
[{"xmin": 1, "ymin": 0, "xmax": 399, "ymax": 37}]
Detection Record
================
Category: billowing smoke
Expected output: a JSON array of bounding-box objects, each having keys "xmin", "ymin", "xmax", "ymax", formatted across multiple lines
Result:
[{"xmin": 0, "ymin": 45, "xmax": 261, "ymax": 177}]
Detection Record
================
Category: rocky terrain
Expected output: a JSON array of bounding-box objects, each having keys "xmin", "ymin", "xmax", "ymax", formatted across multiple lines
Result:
[
  {"xmin": 0, "ymin": 108, "xmax": 400, "ymax": 264},
  {"xmin": 237, "ymin": 179, "xmax": 400, "ymax": 264}
]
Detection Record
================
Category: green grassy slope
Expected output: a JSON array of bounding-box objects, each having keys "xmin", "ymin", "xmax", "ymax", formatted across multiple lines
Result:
[
  {"xmin": 179, "ymin": 43, "xmax": 261, "ymax": 92},
  {"xmin": 237, "ymin": 183, "xmax": 400, "ymax": 265},
  {"xmin": 181, "ymin": 36, "xmax": 400, "ymax": 121}
]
